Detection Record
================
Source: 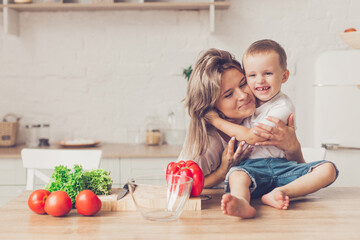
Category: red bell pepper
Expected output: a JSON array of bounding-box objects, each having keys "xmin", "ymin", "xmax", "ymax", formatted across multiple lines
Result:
[{"xmin": 166, "ymin": 160, "xmax": 204, "ymax": 197}]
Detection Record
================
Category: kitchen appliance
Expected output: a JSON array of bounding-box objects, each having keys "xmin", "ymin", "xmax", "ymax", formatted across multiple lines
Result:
[{"xmin": 314, "ymin": 50, "xmax": 360, "ymax": 187}]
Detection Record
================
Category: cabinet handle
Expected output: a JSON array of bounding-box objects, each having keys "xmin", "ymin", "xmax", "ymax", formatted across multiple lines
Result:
[{"xmin": 322, "ymin": 143, "xmax": 360, "ymax": 151}]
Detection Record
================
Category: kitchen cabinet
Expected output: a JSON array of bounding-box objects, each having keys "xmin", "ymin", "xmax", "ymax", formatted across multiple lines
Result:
[
  {"xmin": 0, "ymin": 157, "xmax": 176, "ymax": 206},
  {"xmin": 1, "ymin": 0, "xmax": 231, "ymax": 35},
  {"xmin": 28, "ymin": 158, "xmax": 122, "ymax": 188},
  {"xmin": 0, "ymin": 143, "xmax": 181, "ymax": 206},
  {"xmin": 100, "ymin": 158, "xmax": 121, "ymax": 186},
  {"xmin": 324, "ymin": 150, "xmax": 360, "ymax": 187},
  {"xmin": 119, "ymin": 157, "xmax": 174, "ymax": 185},
  {"xmin": 0, "ymin": 186, "xmax": 25, "ymax": 206},
  {"xmin": 0, "ymin": 159, "xmax": 26, "ymax": 206},
  {"xmin": 0, "ymin": 159, "xmax": 26, "ymax": 186}
]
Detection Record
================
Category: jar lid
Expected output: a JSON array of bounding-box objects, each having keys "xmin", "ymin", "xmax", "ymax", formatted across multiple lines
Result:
[
  {"xmin": 147, "ymin": 129, "xmax": 160, "ymax": 132},
  {"xmin": 25, "ymin": 124, "xmax": 41, "ymax": 128}
]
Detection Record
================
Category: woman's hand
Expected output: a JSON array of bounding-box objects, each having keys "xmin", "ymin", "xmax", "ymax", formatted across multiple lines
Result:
[
  {"xmin": 216, "ymin": 137, "xmax": 253, "ymax": 178},
  {"xmin": 204, "ymin": 135, "xmax": 254, "ymax": 188},
  {"xmin": 253, "ymin": 114, "xmax": 305, "ymax": 163}
]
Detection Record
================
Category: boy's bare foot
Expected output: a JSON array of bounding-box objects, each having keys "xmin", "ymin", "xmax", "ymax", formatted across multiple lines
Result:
[
  {"xmin": 221, "ymin": 194, "xmax": 256, "ymax": 218},
  {"xmin": 261, "ymin": 189, "xmax": 290, "ymax": 210}
]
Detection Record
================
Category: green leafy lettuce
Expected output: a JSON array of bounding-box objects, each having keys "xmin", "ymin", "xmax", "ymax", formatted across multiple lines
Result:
[
  {"xmin": 45, "ymin": 165, "xmax": 112, "ymax": 206},
  {"xmin": 83, "ymin": 168, "xmax": 113, "ymax": 195}
]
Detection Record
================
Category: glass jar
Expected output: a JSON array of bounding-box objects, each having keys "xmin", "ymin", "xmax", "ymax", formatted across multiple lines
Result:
[
  {"xmin": 25, "ymin": 124, "xmax": 40, "ymax": 148},
  {"xmin": 145, "ymin": 117, "xmax": 163, "ymax": 146},
  {"xmin": 166, "ymin": 107, "xmax": 186, "ymax": 145},
  {"xmin": 39, "ymin": 124, "xmax": 50, "ymax": 147}
]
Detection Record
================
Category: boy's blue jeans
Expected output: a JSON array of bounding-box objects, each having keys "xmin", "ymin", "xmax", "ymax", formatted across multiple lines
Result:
[{"xmin": 224, "ymin": 158, "xmax": 339, "ymax": 199}]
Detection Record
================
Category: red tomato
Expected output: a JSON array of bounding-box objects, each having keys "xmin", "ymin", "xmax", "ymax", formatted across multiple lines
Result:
[
  {"xmin": 28, "ymin": 189, "xmax": 51, "ymax": 214},
  {"xmin": 75, "ymin": 190, "xmax": 102, "ymax": 216},
  {"xmin": 166, "ymin": 160, "xmax": 204, "ymax": 197},
  {"xmin": 44, "ymin": 191, "xmax": 72, "ymax": 217}
]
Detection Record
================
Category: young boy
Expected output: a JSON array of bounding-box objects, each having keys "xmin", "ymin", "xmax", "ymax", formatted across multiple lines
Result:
[
  {"xmin": 207, "ymin": 39, "xmax": 338, "ymax": 217},
  {"xmin": 209, "ymin": 39, "xmax": 293, "ymax": 149}
]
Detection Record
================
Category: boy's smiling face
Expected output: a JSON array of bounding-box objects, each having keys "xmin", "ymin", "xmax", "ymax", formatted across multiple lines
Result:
[{"xmin": 243, "ymin": 51, "xmax": 289, "ymax": 106}]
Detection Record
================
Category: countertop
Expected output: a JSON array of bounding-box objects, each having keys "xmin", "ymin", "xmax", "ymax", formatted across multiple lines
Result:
[
  {"xmin": 0, "ymin": 143, "xmax": 182, "ymax": 159},
  {"xmin": 0, "ymin": 187, "xmax": 360, "ymax": 239}
]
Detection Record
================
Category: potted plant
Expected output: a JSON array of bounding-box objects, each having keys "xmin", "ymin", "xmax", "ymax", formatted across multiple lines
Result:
[{"xmin": 182, "ymin": 65, "xmax": 193, "ymax": 82}]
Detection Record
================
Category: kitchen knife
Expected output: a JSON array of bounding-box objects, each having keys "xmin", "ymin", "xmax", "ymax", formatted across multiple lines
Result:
[{"xmin": 117, "ymin": 183, "xmax": 129, "ymax": 200}]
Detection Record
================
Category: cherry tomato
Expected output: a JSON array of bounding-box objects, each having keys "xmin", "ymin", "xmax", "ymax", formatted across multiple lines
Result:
[
  {"xmin": 75, "ymin": 190, "xmax": 102, "ymax": 216},
  {"xmin": 28, "ymin": 189, "xmax": 51, "ymax": 214},
  {"xmin": 44, "ymin": 191, "xmax": 72, "ymax": 217}
]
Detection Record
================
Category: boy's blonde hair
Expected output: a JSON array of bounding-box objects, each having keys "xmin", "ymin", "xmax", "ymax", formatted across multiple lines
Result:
[
  {"xmin": 182, "ymin": 48, "xmax": 244, "ymax": 159},
  {"xmin": 244, "ymin": 39, "xmax": 287, "ymax": 70}
]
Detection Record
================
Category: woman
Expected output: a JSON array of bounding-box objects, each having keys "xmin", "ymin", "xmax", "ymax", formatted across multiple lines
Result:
[{"xmin": 180, "ymin": 48, "xmax": 337, "ymax": 218}]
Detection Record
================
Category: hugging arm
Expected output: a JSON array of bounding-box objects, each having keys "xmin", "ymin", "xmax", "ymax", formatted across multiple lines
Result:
[
  {"xmin": 253, "ymin": 114, "xmax": 305, "ymax": 163},
  {"xmin": 205, "ymin": 110, "xmax": 266, "ymax": 145}
]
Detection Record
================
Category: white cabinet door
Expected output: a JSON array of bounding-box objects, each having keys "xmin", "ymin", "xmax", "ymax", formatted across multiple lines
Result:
[
  {"xmin": 119, "ymin": 158, "xmax": 176, "ymax": 185},
  {"xmin": 31, "ymin": 158, "xmax": 121, "ymax": 188},
  {"xmin": 0, "ymin": 186, "xmax": 26, "ymax": 207},
  {"xmin": 325, "ymin": 151, "xmax": 360, "ymax": 187},
  {"xmin": 305, "ymin": 149, "xmax": 360, "ymax": 187},
  {"xmin": 0, "ymin": 159, "xmax": 26, "ymax": 185},
  {"xmin": 0, "ymin": 159, "xmax": 26, "ymax": 207},
  {"xmin": 0, "ymin": 157, "xmax": 176, "ymax": 206},
  {"xmin": 99, "ymin": 158, "xmax": 120, "ymax": 187}
]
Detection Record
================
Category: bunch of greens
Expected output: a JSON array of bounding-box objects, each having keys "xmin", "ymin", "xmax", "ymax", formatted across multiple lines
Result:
[
  {"xmin": 45, "ymin": 165, "xmax": 112, "ymax": 206},
  {"xmin": 83, "ymin": 168, "xmax": 113, "ymax": 195}
]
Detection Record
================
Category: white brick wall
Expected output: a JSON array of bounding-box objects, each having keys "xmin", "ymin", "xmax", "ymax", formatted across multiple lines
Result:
[{"xmin": 0, "ymin": 0, "xmax": 355, "ymax": 146}]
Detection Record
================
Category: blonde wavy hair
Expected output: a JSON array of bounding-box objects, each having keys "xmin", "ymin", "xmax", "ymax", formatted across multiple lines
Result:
[{"xmin": 182, "ymin": 48, "xmax": 244, "ymax": 159}]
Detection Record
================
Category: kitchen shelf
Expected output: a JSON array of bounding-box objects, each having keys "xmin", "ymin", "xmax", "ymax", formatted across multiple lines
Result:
[
  {"xmin": 6, "ymin": 1, "xmax": 230, "ymax": 11},
  {"xmin": 1, "ymin": 1, "xmax": 231, "ymax": 36}
]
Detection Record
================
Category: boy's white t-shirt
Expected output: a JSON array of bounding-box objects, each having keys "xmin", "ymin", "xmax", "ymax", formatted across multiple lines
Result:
[{"xmin": 243, "ymin": 91, "xmax": 295, "ymax": 159}]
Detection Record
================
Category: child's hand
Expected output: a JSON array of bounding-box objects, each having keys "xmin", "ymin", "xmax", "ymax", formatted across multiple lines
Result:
[
  {"xmin": 253, "ymin": 114, "xmax": 298, "ymax": 152},
  {"xmin": 245, "ymin": 126, "xmax": 267, "ymax": 144}
]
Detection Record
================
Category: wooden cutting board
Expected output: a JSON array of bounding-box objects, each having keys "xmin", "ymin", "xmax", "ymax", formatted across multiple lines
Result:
[{"xmin": 98, "ymin": 187, "xmax": 201, "ymax": 211}]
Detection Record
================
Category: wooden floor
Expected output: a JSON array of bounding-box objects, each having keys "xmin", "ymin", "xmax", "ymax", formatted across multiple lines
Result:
[{"xmin": 0, "ymin": 187, "xmax": 360, "ymax": 239}]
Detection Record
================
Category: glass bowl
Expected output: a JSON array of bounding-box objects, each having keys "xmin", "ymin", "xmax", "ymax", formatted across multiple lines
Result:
[{"xmin": 128, "ymin": 175, "xmax": 193, "ymax": 222}]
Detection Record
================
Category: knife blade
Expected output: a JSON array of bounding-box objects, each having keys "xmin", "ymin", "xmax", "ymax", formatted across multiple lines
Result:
[{"xmin": 117, "ymin": 183, "xmax": 129, "ymax": 200}]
